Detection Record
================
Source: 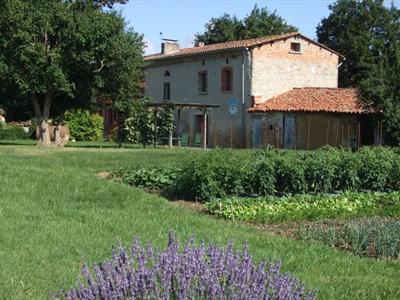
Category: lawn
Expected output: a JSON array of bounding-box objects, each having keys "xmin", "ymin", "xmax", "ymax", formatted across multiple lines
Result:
[{"xmin": 0, "ymin": 145, "xmax": 399, "ymax": 299}]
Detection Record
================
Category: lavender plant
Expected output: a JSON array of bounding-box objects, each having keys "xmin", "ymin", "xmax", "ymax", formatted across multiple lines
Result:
[{"xmin": 57, "ymin": 233, "xmax": 316, "ymax": 300}]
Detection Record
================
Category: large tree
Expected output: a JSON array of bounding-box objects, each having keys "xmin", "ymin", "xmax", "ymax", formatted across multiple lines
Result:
[
  {"xmin": 0, "ymin": 0, "xmax": 144, "ymax": 145},
  {"xmin": 317, "ymin": 0, "xmax": 400, "ymax": 144},
  {"xmin": 195, "ymin": 5, "xmax": 298, "ymax": 45}
]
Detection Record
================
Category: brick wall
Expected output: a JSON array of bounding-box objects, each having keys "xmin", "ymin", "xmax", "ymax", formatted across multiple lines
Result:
[{"xmin": 251, "ymin": 36, "xmax": 339, "ymax": 101}]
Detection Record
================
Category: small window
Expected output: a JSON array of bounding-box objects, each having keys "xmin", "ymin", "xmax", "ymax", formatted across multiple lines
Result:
[
  {"xmin": 226, "ymin": 58, "xmax": 229, "ymax": 64},
  {"xmin": 163, "ymin": 82, "xmax": 170, "ymax": 100},
  {"xmin": 202, "ymin": 60, "xmax": 205, "ymax": 66},
  {"xmin": 164, "ymin": 70, "xmax": 171, "ymax": 77},
  {"xmin": 221, "ymin": 67, "xmax": 233, "ymax": 92},
  {"xmin": 290, "ymin": 42, "xmax": 301, "ymax": 53},
  {"xmin": 198, "ymin": 71, "xmax": 208, "ymax": 93}
]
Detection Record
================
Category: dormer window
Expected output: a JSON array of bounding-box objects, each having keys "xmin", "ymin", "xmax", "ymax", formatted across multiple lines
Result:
[
  {"xmin": 290, "ymin": 42, "xmax": 301, "ymax": 53},
  {"xmin": 164, "ymin": 70, "xmax": 171, "ymax": 77}
]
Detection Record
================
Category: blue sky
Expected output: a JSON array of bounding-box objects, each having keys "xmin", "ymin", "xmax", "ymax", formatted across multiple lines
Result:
[{"xmin": 116, "ymin": 0, "xmax": 399, "ymax": 55}]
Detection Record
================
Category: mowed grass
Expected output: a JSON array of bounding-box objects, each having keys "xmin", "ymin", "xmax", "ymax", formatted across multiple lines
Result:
[{"xmin": 0, "ymin": 146, "xmax": 399, "ymax": 300}]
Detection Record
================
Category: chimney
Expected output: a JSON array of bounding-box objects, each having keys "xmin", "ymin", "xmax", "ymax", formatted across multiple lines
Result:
[
  {"xmin": 196, "ymin": 41, "xmax": 205, "ymax": 47},
  {"xmin": 251, "ymin": 95, "xmax": 263, "ymax": 106},
  {"xmin": 161, "ymin": 39, "xmax": 180, "ymax": 54}
]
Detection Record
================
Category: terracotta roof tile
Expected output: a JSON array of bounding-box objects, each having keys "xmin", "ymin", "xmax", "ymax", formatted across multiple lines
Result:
[
  {"xmin": 248, "ymin": 88, "xmax": 370, "ymax": 114},
  {"xmin": 145, "ymin": 32, "xmax": 342, "ymax": 62}
]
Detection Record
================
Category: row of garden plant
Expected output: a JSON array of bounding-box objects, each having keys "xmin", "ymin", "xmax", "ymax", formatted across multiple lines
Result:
[
  {"xmin": 115, "ymin": 147, "xmax": 400, "ymax": 201},
  {"xmin": 207, "ymin": 192, "xmax": 400, "ymax": 224},
  {"xmin": 55, "ymin": 233, "xmax": 316, "ymax": 300},
  {"xmin": 297, "ymin": 218, "xmax": 400, "ymax": 259}
]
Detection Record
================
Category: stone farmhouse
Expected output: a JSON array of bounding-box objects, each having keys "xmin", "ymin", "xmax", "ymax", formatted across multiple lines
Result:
[{"xmin": 144, "ymin": 32, "xmax": 380, "ymax": 149}]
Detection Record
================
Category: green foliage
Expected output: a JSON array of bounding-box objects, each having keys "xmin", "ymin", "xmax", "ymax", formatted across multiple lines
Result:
[
  {"xmin": 317, "ymin": 0, "xmax": 400, "ymax": 144},
  {"xmin": 356, "ymin": 147, "xmax": 394, "ymax": 191},
  {"xmin": 0, "ymin": 0, "xmax": 143, "ymax": 132},
  {"xmin": 275, "ymin": 156, "xmax": 307, "ymax": 195},
  {"xmin": 207, "ymin": 192, "xmax": 400, "ymax": 224},
  {"xmin": 123, "ymin": 100, "xmax": 175, "ymax": 147},
  {"xmin": 1, "ymin": 146, "xmax": 400, "ymax": 300},
  {"xmin": 195, "ymin": 5, "xmax": 297, "ymax": 45},
  {"xmin": 0, "ymin": 126, "xmax": 29, "ymax": 140},
  {"xmin": 298, "ymin": 218, "xmax": 400, "ymax": 259},
  {"xmin": 117, "ymin": 147, "xmax": 400, "ymax": 201},
  {"xmin": 174, "ymin": 151, "xmax": 250, "ymax": 201},
  {"xmin": 303, "ymin": 149, "xmax": 338, "ymax": 193},
  {"xmin": 116, "ymin": 167, "xmax": 180, "ymax": 191},
  {"xmin": 64, "ymin": 109, "xmax": 104, "ymax": 141}
]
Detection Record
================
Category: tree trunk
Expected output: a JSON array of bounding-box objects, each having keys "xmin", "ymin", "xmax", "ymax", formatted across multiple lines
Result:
[{"xmin": 32, "ymin": 93, "xmax": 52, "ymax": 146}]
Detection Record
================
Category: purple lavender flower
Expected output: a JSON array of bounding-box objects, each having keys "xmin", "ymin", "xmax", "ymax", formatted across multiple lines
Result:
[{"xmin": 57, "ymin": 232, "xmax": 316, "ymax": 300}]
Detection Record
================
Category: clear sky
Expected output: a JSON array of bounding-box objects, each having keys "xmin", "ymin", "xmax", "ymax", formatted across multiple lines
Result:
[{"xmin": 116, "ymin": 0, "xmax": 399, "ymax": 55}]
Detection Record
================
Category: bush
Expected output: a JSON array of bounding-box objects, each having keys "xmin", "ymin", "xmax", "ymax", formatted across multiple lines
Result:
[
  {"xmin": 118, "ymin": 167, "xmax": 180, "ymax": 191},
  {"xmin": 57, "ymin": 233, "xmax": 316, "ymax": 300},
  {"xmin": 275, "ymin": 156, "xmax": 307, "ymax": 195},
  {"xmin": 0, "ymin": 126, "xmax": 29, "ymax": 140},
  {"xmin": 64, "ymin": 109, "xmax": 103, "ymax": 141},
  {"xmin": 207, "ymin": 192, "xmax": 400, "ymax": 224},
  {"xmin": 303, "ymin": 149, "xmax": 338, "ymax": 193},
  {"xmin": 357, "ymin": 147, "xmax": 394, "ymax": 191},
  {"xmin": 174, "ymin": 151, "xmax": 250, "ymax": 201}
]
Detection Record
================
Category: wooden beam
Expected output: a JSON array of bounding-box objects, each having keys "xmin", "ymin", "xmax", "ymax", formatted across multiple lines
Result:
[
  {"xmin": 326, "ymin": 121, "xmax": 330, "ymax": 146},
  {"xmin": 202, "ymin": 110, "xmax": 207, "ymax": 150},
  {"xmin": 307, "ymin": 116, "xmax": 311, "ymax": 150}
]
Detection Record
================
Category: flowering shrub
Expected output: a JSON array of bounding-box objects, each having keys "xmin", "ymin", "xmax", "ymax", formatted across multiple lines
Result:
[
  {"xmin": 207, "ymin": 192, "xmax": 400, "ymax": 223},
  {"xmin": 57, "ymin": 233, "xmax": 316, "ymax": 300}
]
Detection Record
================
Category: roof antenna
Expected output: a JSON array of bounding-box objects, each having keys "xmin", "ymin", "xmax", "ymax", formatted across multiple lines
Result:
[{"xmin": 160, "ymin": 32, "xmax": 163, "ymax": 41}]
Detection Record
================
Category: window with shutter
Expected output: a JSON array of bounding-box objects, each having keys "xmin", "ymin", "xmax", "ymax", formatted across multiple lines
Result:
[
  {"xmin": 198, "ymin": 71, "xmax": 208, "ymax": 93},
  {"xmin": 221, "ymin": 67, "xmax": 233, "ymax": 92},
  {"xmin": 163, "ymin": 82, "xmax": 170, "ymax": 100}
]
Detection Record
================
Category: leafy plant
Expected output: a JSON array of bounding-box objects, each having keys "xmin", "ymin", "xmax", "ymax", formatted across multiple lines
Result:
[
  {"xmin": 64, "ymin": 109, "xmax": 104, "ymax": 141},
  {"xmin": 0, "ymin": 126, "xmax": 29, "ymax": 140},
  {"xmin": 207, "ymin": 192, "xmax": 400, "ymax": 224},
  {"xmin": 119, "ymin": 167, "xmax": 180, "ymax": 191},
  {"xmin": 298, "ymin": 218, "xmax": 400, "ymax": 259},
  {"xmin": 56, "ymin": 233, "xmax": 316, "ymax": 300}
]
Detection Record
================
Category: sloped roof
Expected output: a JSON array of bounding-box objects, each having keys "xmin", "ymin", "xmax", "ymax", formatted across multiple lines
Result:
[
  {"xmin": 145, "ymin": 32, "xmax": 343, "ymax": 62},
  {"xmin": 248, "ymin": 88, "xmax": 370, "ymax": 114}
]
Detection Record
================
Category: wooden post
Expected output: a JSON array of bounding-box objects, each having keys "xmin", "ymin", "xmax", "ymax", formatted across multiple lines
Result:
[
  {"xmin": 202, "ymin": 110, "xmax": 207, "ymax": 150},
  {"xmin": 347, "ymin": 124, "xmax": 351, "ymax": 148},
  {"xmin": 168, "ymin": 130, "xmax": 173, "ymax": 148},
  {"xmin": 326, "ymin": 121, "xmax": 330, "ymax": 146},
  {"xmin": 380, "ymin": 120, "xmax": 384, "ymax": 145},
  {"xmin": 335, "ymin": 124, "xmax": 339, "ymax": 147},
  {"xmin": 276, "ymin": 123, "xmax": 280, "ymax": 149},
  {"xmin": 214, "ymin": 124, "xmax": 217, "ymax": 148},
  {"xmin": 189, "ymin": 116, "xmax": 192, "ymax": 147},
  {"xmin": 230, "ymin": 119, "xmax": 233, "ymax": 149},
  {"xmin": 263, "ymin": 123, "xmax": 267, "ymax": 147},
  {"xmin": 247, "ymin": 125, "xmax": 250, "ymax": 148},
  {"xmin": 341, "ymin": 125, "xmax": 344, "ymax": 147},
  {"xmin": 307, "ymin": 116, "xmax": 311, "ymax": 150},
  {"xmin": 357, "ymin": 122, "xmax": 361, "ymax": 149},
  {"xmin": 153, "ymin": 108, "xmax": 158, "ymax": 148},
  {"xmin": 176, "ymin": 108, "xmax": 181, "ymax": 148}
]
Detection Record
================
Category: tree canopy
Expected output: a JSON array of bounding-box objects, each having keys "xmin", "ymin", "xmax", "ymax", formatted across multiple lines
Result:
[
  {"xmin": 0, "ymin": 0, "xmax": 144, "ymax": 144},
  {"xmin": 195, "ymin": 5, "xmax": 298, "ymax": 45},
  {"xmin": 317, "ymin": 0, "xmax": 400, "ymax": 144}
]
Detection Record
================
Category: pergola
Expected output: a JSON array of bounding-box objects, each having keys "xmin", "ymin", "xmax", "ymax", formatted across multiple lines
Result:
[{"xmin": 146, "ymin": 102, "xmax": 220, "ymax": 149}]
